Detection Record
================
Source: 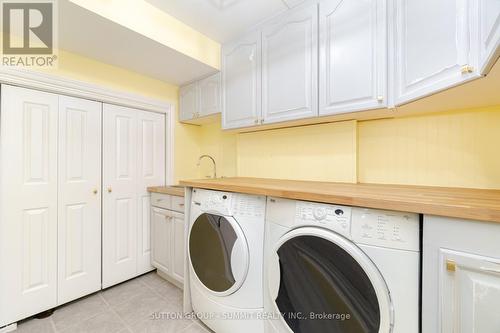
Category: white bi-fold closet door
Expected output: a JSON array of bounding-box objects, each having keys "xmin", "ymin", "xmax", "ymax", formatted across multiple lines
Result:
[
  {"xmin": 58, "ymin": 95, "xmax": 102, "ymax": 305},
  {"xmin": 0, "ymin": 85, "xmax": 102, "ymax": 326},
  {"xmin": 102, "ymin": 104, "xmax": 165, "ymax": 288}
]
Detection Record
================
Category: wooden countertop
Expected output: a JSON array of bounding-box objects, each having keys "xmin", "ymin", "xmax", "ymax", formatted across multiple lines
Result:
[
  {"xmin": 147, "ymin": 186, "xmax": 185, "ymax": 197},
  {"xmin": 179, "ymin": 177, "xmax": 500, "ymax": 223}
]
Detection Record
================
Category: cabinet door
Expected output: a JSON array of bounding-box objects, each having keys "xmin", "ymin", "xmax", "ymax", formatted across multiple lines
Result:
[
  {"xmin": 137, "ymin": 111, "xmax": 165, "ymax": 275},
  {"xmin": 440, "ymin": 249, "xmax": 500, "ymax": 332},
  {"xmin": 0, "ymin": 85, "xmax": 58, "ymax": 326},
  {"xmin": 319, "ymin": 0, "xmax": 387, "ymax": 115},
  {"xmin": 222, "ymin": 31, "xmax": 262, "ymax": 129},
  {"xmin": 171, "ymin": 212, "xmax": 185, "ymax": 284},
  {"xmin": 478, "ymin": 0, "xmax": 500, "ymax": 74},
  {"xmin": 151, "ymin": 207, "xmax": 172, "ymax": 274},
  {"xmin": 394, "ymin": 0, "xmax": 479, "ymax": 105},
  {"xmin": 179, "ymin": 82, "xmax": 198, "ymax": 122},
  {"xmin": 102, "ymin": 104, "xmax": 138, "ymax": 288},
  {"xmin": 57, "ymin": 96, "xmax": 102, "ymax": 305},
  {"xmin": 262, "ymin": 3, "xmax": 318, "ymax": 124},
  {"xmin": 198, "ymin": 73, "xmax": 221, "ymax": 118}
]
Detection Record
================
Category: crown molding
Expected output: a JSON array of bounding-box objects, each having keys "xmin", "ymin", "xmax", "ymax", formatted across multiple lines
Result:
[{"xmin": 0, "ymin": 67, "xmax": 173, "ymax": 114}]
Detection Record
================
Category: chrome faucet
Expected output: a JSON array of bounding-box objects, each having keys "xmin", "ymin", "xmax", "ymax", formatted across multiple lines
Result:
[{"xmin": 197, "ymin": 155, "xmax": 217, "ymax": 179}]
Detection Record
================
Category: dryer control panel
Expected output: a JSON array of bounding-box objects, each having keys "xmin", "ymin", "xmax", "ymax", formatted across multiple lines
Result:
[
  {"xmin": 351, "ymin": 208, "xmax": 420, "ymax": 251},
  {"xmin": 295, "ymin": 202, "xmax": 352, "ymax": 237}
]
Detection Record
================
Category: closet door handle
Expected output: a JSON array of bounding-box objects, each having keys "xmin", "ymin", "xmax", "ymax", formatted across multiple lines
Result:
[{"xmin": 107, "ymin": 187, "xmax": 112, "ymax": 193}]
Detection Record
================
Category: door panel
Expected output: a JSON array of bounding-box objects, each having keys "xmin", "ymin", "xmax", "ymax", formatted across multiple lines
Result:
[
  {"xmin": 137, "ymin": 111, "xmax": 165, "ymax": 274},
  {"xmin": 394, "ymin": 0, "xmax": 479, "ymax": 105},
  {"xmin": 262, "ymin": 3, "xmax": 318, "ymax": 124},
  {"xmin": 179, "ymin": 82, "xmax": 198, "ymax": 121},
  {"xmin": 172, "ymin": 212, "xmax": 185, "ymax": 284},
  {"xmin": 0, "ymin": 85, "xmax": 58, "ymax": 326},
  {"xmin": 58, "ymin": 96, "xmax": 102, "ymax": 305},
  {"xmin": 320, "ymin": 0, "xmax": 387, "ymax": 115},
  {"xmin": 222, "ymin": 31, "xmax": 262, "ymax": 129},
  {"xmin": 440, "ymin": 249, "xmax": 500, "ymax": 332},
  {"xmin": 479, "ymin": 0, "xmax": 500, "ymax": 74},
  {"xmin": 102, "ymin": 104, "xmax": 138, "ymax": 288},
  {"xmin": 199, "ymin": 73, "xmax": 221, "ymax": 117},
  {"xmin": 151, "ymin": 207, "xmax": 172, "ymax": 273}
]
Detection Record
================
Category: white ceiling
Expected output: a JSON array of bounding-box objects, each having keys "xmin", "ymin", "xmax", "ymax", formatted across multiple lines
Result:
[
  {"xmin": 59, "ymin": 1, "xmax": 218, "ymax": 85},
  {"xmin": 145, "ymin": 0, "xmax": 302, "ymax": 43}
]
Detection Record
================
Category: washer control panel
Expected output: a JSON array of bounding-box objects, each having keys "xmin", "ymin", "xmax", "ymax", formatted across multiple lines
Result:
[
  {"xmin": 295, "ymin": 202, "xmax": 352, "ymax": 237},
  {"xmin": 193, "ymin": 189, "xmax": 265, "ymax": 218},
  {"xmin": 351, "ymin": 208, "xmax": 420, "ymax": 251}
]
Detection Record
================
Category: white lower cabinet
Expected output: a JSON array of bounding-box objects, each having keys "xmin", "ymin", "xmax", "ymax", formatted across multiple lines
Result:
[
  {"xmin": 151, "ymin": 194, "xmax": 185, "ymax": 286},
  {"xmin": 151, "ymin": 207, "xmax": 173, "ymax": 274},
  {"xmin": 423, "ymin": 215, "xmax": 500, "ymax": 333}
]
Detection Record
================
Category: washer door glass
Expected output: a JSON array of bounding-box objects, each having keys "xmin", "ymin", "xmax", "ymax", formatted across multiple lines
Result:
[
  {"xmin": 275, "ymin": 235, "xmax": 382, "ymax": 333},
  {"xmin": 189, "ymin": 213, "xmax": 248, "ymax": 294}
]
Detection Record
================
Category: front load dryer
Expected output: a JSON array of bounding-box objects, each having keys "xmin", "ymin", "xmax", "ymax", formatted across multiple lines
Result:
[
  {"xmin": 188, "ymin": 189, "xmax": 266, "ymax": 333},
  {"xmin": 264, "ymin": 197, "xmax": 421, "ymax": 333}
]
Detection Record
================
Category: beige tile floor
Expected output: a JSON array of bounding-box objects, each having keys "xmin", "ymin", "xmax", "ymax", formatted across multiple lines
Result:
[{"xmin": 14, "ymin": 272, "xmax": 211, "ymax": 333}]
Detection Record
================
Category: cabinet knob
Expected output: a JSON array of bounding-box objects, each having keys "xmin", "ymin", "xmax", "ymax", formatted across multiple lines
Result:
[
  {"xmin": 446, "ymin": 259, "xmax": 456, "ymax": 272},
  {"xmin": 254, "ymin": 118, "xmax": 259, "ymax": 124},
  {"xmin": 93, "ymin": 189, "xmax": 98, "ymax": 195},
  {"xmin": 377, "ymin": 95, "xmax": 384, "ymax": 102},
  {"xmin": 460, "ymin": 65, "xmax": 474, "ymax": 74},
  {"xmin": 107, "ymin": 187, "xmax": 112, "ymax": 193}
]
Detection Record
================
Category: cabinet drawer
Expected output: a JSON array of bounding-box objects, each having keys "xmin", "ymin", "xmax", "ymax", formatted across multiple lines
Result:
[
  {"xmin": 171, "ymin": 195, "xmax": 185, "ymax": 213},
  {"xmin": 151, "ymin": 193, "xmax": 171, "ymax": 209}
]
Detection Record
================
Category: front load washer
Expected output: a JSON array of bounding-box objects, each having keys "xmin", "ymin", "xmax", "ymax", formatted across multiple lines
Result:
[
  {"xmin": 188, "ymin": 189, "xmax": 266, "ymax": 333},
  {"xmin": 264, "ymin": 197, "xmax": 420, "ymax": 333}
]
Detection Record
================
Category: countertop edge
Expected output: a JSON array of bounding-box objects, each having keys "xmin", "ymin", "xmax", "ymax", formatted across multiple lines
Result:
[{"xmin": 179, "ymin": 178, "xmax": 500, "ymax": 223}]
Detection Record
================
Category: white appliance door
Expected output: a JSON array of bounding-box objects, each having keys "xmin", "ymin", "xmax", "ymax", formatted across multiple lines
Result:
[
  {"xmin": 102, "ymin": 104, "xmax": 138, "ymax": 288},
  {"xmin": 268, "ymin": 227, "xmax": 393, "ymax": 333},
  {"xmin": 57, "ymin": 96, "xmax": 102, "ymax": 305},
  {"xmin": 188, "ymin": 213, "xmax": 249, "ymax": 296}
]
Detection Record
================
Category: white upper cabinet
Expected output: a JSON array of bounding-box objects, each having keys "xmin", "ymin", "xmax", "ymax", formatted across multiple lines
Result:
[
  {"xmin": 393, "ymin": 0, "xmax": 480, "ymax": 105},
  {"xmin": 199, "ymin": 73, "xmax": 221, "ymax": 118},
  {"xmin": 262, "ymin": 3, "xmax": 318, "ymax": 124},
  {"xmin": 179, "ymin": 82, "xmax": 198, "ymax": 122},
  {"xmin": 222, "ymin": 31, "xmax": 262, "ymax": 129},
  {"xmin": 319, "ymin": 0, "xmax": 387, "ymax": 116},
  {"xmin": 478, "ymin": 0, "xmax": 500, "ymax": 74},
  {"xmin": 180, "ymin": 73, "xmax": 221, "ymax": 124}
]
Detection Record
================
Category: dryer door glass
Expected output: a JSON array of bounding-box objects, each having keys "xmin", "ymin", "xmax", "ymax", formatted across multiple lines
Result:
[
  {"xmin": 275, "ymin": 235, "xmax": 380, "ymax": 333},
  {"xmin": 189, "ymin": 213, "xmax": 242, "ymax": 293}
]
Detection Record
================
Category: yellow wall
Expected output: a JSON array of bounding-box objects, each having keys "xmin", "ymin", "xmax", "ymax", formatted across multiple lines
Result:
[
  {"xmin": 237, "ymin": 121, "xmax": 357, "ymax": 182},
  {"xmin": 198, "ymin": 120, "xmax": 238, "ymax": 179},
  {"xmin": 28, "ymin": 48, "xmax": 201, "ymax": 184},
  {"xmin": 196, "ymin": 106, "xmax": 500, "ymax": 189},
  {"xmin": 358, "ymin": 106, "xmax": 500, "ymax": 189}
]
